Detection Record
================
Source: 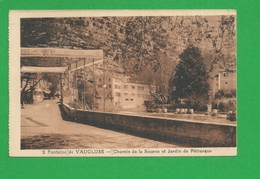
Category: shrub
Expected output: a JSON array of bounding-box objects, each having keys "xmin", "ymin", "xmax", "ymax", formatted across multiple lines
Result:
[
  {"xmin": 218, "ymin": 100, "xmax": 236, "ymax": 112},
  {"xmin": 197, "ymin": 105, "xmax": 208, "ymax": 111},
  {"xmin": 215, "ymin": 90, "xmax": 225, "ymax": 99},
  {"xmin": 227, "ymin": 112, "xmax": 236, "ymax": 121},
  {"xmin": 215, "ymin": 89, "xmax": 236, "ymax": 99},
  {"xmin": 68, "ymin": 101, "xmax": 81, "ymax": 109},
  {"xmin": 184, "ymin": 94, "xmax": 208, "ymax": 111},
  {"xmin": 228, "ymin": 100, "xmax": 236, "ymax": 111},
  {"xmin": 219, "ymin": 102, "xmax": 228, "ymax": 112},
  {"xmin": 167, "ymin": 103, "xmax": 182, "ymax": 110},
  {"xmin": 224, "ymin": 93, "xmax": 233, "ymax": 98}
]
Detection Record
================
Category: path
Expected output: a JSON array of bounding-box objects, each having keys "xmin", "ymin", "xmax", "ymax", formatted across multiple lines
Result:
[{"xmin": 21, "ymin": 99, "xmax": 180, "ymax": 149}]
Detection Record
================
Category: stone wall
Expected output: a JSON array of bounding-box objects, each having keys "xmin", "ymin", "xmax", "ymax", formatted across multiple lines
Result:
[{"xmin": 62, "ymin": 103, "xmax": 236, "ymax": 147}]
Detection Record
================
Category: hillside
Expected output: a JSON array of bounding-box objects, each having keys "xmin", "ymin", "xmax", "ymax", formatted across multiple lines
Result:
[{"xmin": 21, "ymin": 15, "xmax": 236, "ymax": 83}]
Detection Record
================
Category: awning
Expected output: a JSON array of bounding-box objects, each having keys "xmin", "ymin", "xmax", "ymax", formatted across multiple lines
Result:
[{"xmin": 21, "ymin": 66, "xmax": 68, "ymax": 73}]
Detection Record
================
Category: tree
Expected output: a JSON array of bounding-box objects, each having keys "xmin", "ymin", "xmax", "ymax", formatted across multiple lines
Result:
[
  {"xmin": 21, "ymin": 15, "xmax": 235, "ymax": 101},
  {"xmin": 42, "ymin": 73, "xmax": 60, "ymax": 95},
  {"xmin": 141, "ymin": 51, "xmax": 176, "ymax": 105},
  {"xmin": 170, "ymin": 46, "xmax": 210, "ymax": 108},
  {"xmin": 210, "ymin": 15, "xmax": 236, "ymax": 70}
]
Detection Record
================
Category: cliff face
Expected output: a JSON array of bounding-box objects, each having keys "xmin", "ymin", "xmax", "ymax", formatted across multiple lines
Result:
[{"xmin": 21, "ymin": 15, "xmax": 236, "ymax": 85}]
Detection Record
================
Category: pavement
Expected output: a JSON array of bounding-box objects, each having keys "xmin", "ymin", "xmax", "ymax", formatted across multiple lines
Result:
[{"xmin": 21, "ymin": 99, "xmax": 180, "ymax": 149}]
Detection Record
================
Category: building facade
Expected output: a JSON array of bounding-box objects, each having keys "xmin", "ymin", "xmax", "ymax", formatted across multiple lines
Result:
[
  {"xmin": 210, "ymin": 68, "xmax": 236, "ymax": 99},
  {"xmin": 95, "ymin": 75, "xmax": 151, "ymax": 111},
  {"xmin": 120, "ymin": 82, "xmax": 151, "ymax": 109}
]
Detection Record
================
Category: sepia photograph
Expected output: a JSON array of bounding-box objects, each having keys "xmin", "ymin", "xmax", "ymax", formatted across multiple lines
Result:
[{"xmin": 9, "ymin": 10, "xmax": 236, "ymax": 156}]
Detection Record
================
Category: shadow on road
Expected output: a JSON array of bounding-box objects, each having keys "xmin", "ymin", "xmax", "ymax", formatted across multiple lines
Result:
[{"xmin": 21, "ymin": 134, "xmax": 69, "ymax": 149}]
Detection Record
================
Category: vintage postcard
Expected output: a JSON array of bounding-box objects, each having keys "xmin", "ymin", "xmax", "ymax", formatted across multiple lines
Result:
[{"xmin": 9, "ymin": 10, "xmax": 236, "ymax": 157}]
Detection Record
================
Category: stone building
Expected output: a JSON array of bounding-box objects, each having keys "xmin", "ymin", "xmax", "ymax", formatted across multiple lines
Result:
[
  {"xmin": 94, "ymin": 75, "xmax": 151, "ymax": 111},
  {"xmin": 210, "ymin": 67, "xmax": 236, "ymax": 99},
  {"xmin": 120, "ymin": 82, "xmax": 151, "ymax": 109}
]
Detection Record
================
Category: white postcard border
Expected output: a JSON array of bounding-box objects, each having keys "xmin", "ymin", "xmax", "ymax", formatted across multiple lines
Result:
[{"xmin": 9, "ymin": 10, "xmax": 236, "ymax": 157}]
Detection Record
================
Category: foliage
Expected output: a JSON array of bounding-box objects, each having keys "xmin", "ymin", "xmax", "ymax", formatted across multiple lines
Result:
[
  {"xmin": 218, "ymin": 100, "xmax": 236, "ymax": 112},
  {"xmin": 214, "ymin": 89, "xmax": 225, "ymax": 99},
  {"xmin": 84, "ymin": 93, "xmax": 99, "ymax": 110},
  {"xmin": 21, "ymin": 16, "xmax": 236, "ymax": 106},
  {"xmin": 21, "ymin": 73, "xmax": 39, "ymax": 91},
  {"xmin": 42, "ymin": 73, "xmax": 60, "ymax": 93},
  {"xmin": 227, "ymin": 112, "xmax": 236, "ymax": 121},
  {"xmin": 218, "ymin": 102, "xmax": 228, "ymax": 112},
  {"xmin": 21, "ymin": 15, "xmax": 236, "ymax": 79},
  {"xmin": 215, "ymin": 89, "xmax": 236, "ymax": 99},
  {"xmin": 166, "ymin": 103, "xmax": 186, "ymax": 110},
  {"xmin": 210, "ymin": 15, "xmax": 236, "ymax": 70},
  {"xmin": 170, "ymin": 46, "xmax": 210, "ymax": 106},
  {"xmin": 21, "ymin": 72, "xmax": 60, "ymax": 91},
  {"xmin": 184, "ymin": 93, "xmax": 209, "ymax": 111}
]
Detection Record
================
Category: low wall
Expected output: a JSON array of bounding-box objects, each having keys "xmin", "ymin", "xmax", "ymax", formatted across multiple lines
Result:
[{"xmin": 62, "ymin": 103, "xmax": 236, "ymax": 147}]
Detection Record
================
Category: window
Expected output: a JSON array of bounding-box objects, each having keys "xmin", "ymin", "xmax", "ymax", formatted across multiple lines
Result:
[
  {"xmin": 131, "ymin": 93, "xmax": 135, "ymax": 96},
  {"xmin": 98, "ymin": 84, "xmax": 102, "ymax": 88},
  {"xmin": 124, "ymin": 85, "xmax": 128, "ymax": 89},
  {"xmin": 130, "ymin": 99, "xmax": 133, "ymax": 101},
  {"xmin": 115, "ymin": 85, "xmax": 118, "ymax": 89},
  {"xmin": 99, "ymin": 78, "xmax": 102, "ymax": 82},
  {"xmin": 108, "ymin": 84, "xmax": 112, "ymax": 88},
  {"xmin": 223, "ymin": 72, "xmax": 228, "ymax": 77},
  {"xmin": 126, "ymin": 99, "xmax": 129, "ymax": 101},
  {"xmin": 124, "ymin": 93, "xmax": 128, "ymax": 95},
  {"xmin": 132, "ymin": 86, "xmax": 135, "ymax": 89},
  {"xmin": 225, "ymin": 82, "xmax": 228, "ymax": 85},
  {"xmin": 108, "ymin": 78, "xmax": 111, "ymax": 82}
]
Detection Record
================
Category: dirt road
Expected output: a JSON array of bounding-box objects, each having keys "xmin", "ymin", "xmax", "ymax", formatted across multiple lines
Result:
[{"xmin": 21, "ymin": 99, "xmax": 180, "ymax": 149}]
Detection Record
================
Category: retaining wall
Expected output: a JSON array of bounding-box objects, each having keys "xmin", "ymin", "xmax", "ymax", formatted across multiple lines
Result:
[{"xmin": 62, "ymin": 103, "xmax": 236, "ymax": 147}]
